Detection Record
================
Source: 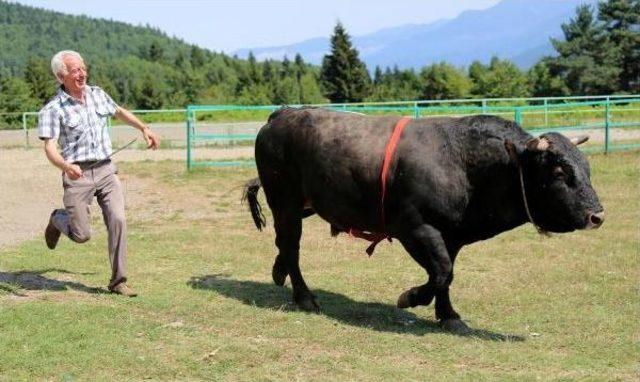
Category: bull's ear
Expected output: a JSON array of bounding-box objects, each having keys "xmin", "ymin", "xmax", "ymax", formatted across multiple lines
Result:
[
  {"xmin": 570, "ymin": 135, "xmax": 589, "ymax": 146},
  {"xmin": 504, "ymin": 139, "xmax": 521, "ymax": 162},
  {"xmin": 525, "ymin": 137, "xmax": 550, "ymax": 152}
]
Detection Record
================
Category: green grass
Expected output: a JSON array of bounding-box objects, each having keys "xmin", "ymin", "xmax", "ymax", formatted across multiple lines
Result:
[{"xmin": 1, "ymin": 152, "xmax": 638, "ymax": 381}]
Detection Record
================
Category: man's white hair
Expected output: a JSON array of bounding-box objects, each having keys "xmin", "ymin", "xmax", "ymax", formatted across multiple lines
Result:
[{"xmin": 50, "ymin": 50, "xmax": 84, "ymax": 83}]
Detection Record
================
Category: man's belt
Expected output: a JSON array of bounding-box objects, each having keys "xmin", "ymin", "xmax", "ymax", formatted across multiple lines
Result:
[{"xmin": 73, "ymin": 159, "xmax": 111, "ymax": 168}]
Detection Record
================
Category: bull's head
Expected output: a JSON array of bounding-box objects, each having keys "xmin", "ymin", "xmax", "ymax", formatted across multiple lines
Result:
[{"xmin": 518, "ymin": 133, "xmax": 604, "ymax": 233}]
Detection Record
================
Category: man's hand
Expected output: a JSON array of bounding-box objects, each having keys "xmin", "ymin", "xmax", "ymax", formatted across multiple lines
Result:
[
  {"xmin": 143, "ymin": 127, "xmax": 160, "ymax": 150},
  {"xmin": 63, "ymin": 162, "xmax": 83, "ymax": 180},
  {"xmin": 44, "ymin": 139, "xmax": 83, "ymax": 179}
]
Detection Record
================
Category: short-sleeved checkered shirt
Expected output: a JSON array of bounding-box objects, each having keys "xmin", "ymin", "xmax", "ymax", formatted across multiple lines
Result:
[{"xmin": 38, "ymin": 85, "xmax": 118, "ymax": 163}]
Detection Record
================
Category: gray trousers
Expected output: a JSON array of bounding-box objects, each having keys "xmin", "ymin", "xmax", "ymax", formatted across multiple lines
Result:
[{"xmin": 52, "ymin": 160, "xmax": 127, "ymax": 288}]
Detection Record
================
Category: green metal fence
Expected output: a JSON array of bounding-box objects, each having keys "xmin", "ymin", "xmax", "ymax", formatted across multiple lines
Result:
[
  {"xmin": 7, "ymin": 95, "xmax": 639, "ymax": 169},
  {"xmin": 186, "ymin": 96, "xmax": 640, "ymax": 169}
]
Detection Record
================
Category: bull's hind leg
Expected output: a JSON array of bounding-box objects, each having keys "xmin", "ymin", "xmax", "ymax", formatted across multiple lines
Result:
[
  {"xmin": 397, "ymin": 225, "xmax": 469, "ymax": 333},
  {"xmin": 271, "ymin": 254, "xmax": 287, "ymax": 286},
  {"xmin": 272, "ymin": 208, "xmax": 316, "ymax": 286},
  {"xmin": 272, "ymin": 207, "xmax": 319, "ymax": 312}
]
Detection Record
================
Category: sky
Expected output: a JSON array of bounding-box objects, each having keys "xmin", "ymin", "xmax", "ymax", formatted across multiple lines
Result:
[{"xmin": 13, "ymin": 0, "xmax": 502, "ymax": 53}]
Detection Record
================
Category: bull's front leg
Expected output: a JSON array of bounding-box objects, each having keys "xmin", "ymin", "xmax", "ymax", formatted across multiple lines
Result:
[{"xmin": 397, "ymin": 224, "xmax": 469, "ymax": 333}]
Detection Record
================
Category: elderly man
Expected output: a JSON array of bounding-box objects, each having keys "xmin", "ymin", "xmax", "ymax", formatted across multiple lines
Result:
[{"xmin": 38, "ymin": 50, "xmax": 160, "ymax": 297}]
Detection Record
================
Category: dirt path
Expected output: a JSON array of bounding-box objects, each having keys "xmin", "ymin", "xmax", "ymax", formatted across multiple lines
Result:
[
  {"xmin": 0, "ymin": 147, "xmax": 253, "ymax": 249},
  {"xmin": 1, "ymin": 123, "xmax": 639, "ymax": 249}
]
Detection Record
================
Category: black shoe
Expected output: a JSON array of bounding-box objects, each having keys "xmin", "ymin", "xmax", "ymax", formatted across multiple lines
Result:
[{"xmin": 45, "ymin": 209, "xmax": 63, "ymax": 249}]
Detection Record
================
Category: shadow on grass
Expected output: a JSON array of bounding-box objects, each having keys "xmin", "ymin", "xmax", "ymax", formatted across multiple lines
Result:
[
  {"xmin": 0, "ymin": 268, "xmax": 104, "ymax": 296},
  {"xmin": 189, "ymin": 274, "xmax": 524, "ymax": 342}
]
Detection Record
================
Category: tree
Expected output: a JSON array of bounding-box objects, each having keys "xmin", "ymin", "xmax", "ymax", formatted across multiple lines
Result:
[
  {"xmin": 293, "ymin": 54, "xmax": 307, "ymax": 101},
  {"xmin": 294, "ymin": 53, "xmax": 306, "ymax": 76},
  {"xmin": 548, "ymin": 4, "xmax": 621, "ymax": 95},
  {"xmin": 246, "ymin": 51, "xmax": 262, "ymax": 85},
  {"xmin": 24, "ymin": 56, "xmax": 55, "ymax": 105},
  {"xmin": 469, "ymin": 58, "xmax": 529, "ymax": 98},
  {"xmin": 368, "ymin": 66, "xmax": 421, "ymax": 102},
  {"xmin": 190, "ymin": 46, "xmax": 206, "ymax": 68},
  {"xmin": 273, "ymin": 77, "xmax": 300, "ymax": 105},
  {"xmin": 420, "ymin": 62, "xmax": 471, "ymax": 100},
  {"xmin": 0, "ymin": 76, "xmax": 39, "ymax": 127},
  {"xmin": 320, "ymin": 22, "xmax": 371, "ymax": 103},
  {"xmin": 373, "ymin": 66, "xmax": 383, "ymax": 85},
  {"xmin": 299, "ymin": 72, "xmax": 326, "ymax": 104},
  {"xmin": 527, "ymin": 60, "xmax": 568, "ymax": 97},
  {"xmin": 134, "ymin": 74, "xmax": 165, "ymax": 109},
  {"xmin": 147, "ymin": 41, "xmax": 164, "ymax": 62},
  {"xmin": 262, "ymin": 60, "xmax": 275, "ymax": 84},
  {"xmin": 598, "ymin": 0, "xmax": 640, "ymax": 92}
]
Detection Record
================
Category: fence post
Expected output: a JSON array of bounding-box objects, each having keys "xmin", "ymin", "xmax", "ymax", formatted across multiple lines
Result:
[
  {"xmin": 604, "ymin": 98, "xmax": 610, "ymax": 154},
  {"xmin": 187, "ymin": 108, "xmax": 193, "ymax": 170},
  {"xmin": 481, "ymin": 99, "xmax": 487, "ymax": 114},
  {"xmin": 543, "ymin": 98, "xmax": 548, "ymax": 127},
  {"xmin": 514, "ymin": 107, "xmax": 522, "ymax": 125},
  {"xmin": 22, "ymin": 113, "xmax": 29, "ymax": 149},
  {"xmin": 413, "ymin": 102, "xmax": 420, "ymax": 118}
]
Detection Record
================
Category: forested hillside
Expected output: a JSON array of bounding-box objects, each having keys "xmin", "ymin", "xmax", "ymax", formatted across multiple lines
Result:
[
  {"xmin": 0, "ymin": 1, "xmax": 325, "ymax": 113},
  {"xmin": 0, "ymin": 0, "xmax": 637, "ymax": 125}
]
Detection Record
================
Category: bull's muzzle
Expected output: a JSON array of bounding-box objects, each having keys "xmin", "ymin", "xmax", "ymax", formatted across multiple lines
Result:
[{"xmin": 585, "ymin": 211, "xmax": 605, "ymax": 229}]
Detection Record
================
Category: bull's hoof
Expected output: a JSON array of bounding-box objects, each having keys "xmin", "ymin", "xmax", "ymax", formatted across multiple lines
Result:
[
  {"xmin": 272, "ymin": 264, "xmax": 287, "ymax": 286},
  {"xmin": 397, "ymin": 290, "xmax": 415, "ymax": 309},
  {"xmin": 439, "ymin": 318, "xmax": 471, "ymax": 334},
  {"xmin": 397, "ymin": 288, "xmax": 434, "ymax": 309},
  {"xmin": 295, "ymin": 296, "xmax": 320, "ymax": 313}
]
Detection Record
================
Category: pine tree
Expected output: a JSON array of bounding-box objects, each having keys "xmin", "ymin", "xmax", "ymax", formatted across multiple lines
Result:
[
  {"xmin": 320, "ymin": 22, "xmax": 371, "ymax": 103},
  {"xmin": 598, "ymin": 0, "xmax": 640, "ymax": 92},
  {"xmin": 190, "ymin": 46, "xmax": 206, "ymax": 69},
  {"xmin": 246, "ymin": 51, "xmax": 262, "ymax": 85},
  {"xmin": 147, "ymin": 41, "xmax": 164, "ymax": 62},
  {"xmin": 293, "ymin": 54, "xmax": 306, "ymax": 103},
  {"xmin": 373, "ymin": 66, "xmax": 383, "ymax": 85},
  {"xmin": 548, "ymin": 4, "xmax": 621, "ymax": 94}
]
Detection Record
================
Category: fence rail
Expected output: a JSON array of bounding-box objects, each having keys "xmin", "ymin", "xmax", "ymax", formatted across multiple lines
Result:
[
  {"xmin": 186, "ymin": 97, "xmax": 640, "ymax": 169},
  {"xmin": 4, "ymin": 95, "xmax": 639, "ymax": 169}
]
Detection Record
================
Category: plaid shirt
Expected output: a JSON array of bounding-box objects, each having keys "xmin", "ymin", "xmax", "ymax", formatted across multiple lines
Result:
[{"xmin": 38, "ymin": 85, "xmax": 118, "ymax": 163}]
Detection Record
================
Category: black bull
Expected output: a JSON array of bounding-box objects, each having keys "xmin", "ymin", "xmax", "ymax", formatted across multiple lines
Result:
[{"xmin": 243, "ymin": 107, "xmax": 604, "ymax": 332}]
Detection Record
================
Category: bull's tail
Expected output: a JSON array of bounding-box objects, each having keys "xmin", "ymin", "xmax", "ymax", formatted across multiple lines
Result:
[{"xmin": 242, "ymin": 178, "xmax": 266, "ymax": 231}]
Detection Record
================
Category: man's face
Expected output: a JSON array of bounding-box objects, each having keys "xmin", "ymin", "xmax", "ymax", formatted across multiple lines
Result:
[{"xmin": 60, "ymin": 55, "xmax": 87, "ymax": 95}]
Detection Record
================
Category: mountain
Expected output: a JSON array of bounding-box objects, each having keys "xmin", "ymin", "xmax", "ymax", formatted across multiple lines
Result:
[{"xmin": 235, "ymin": 0, "xmax": 598, "ymax": 69}]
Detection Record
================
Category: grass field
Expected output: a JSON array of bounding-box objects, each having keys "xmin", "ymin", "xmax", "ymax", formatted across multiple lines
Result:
[{"xmin": 0, "ymin": 151, "xmax": 638, "ymax": 381}]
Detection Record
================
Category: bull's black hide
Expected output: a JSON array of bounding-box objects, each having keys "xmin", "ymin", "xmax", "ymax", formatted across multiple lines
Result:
[{"xmin": 244, "ymin": 107, "xmax": 604, "ymax": 332}]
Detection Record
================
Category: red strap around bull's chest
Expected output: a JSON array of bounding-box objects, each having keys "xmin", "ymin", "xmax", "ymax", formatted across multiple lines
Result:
[{"xmin": 349, "ymin": 116, "xmax": 412, "ymax": 256}]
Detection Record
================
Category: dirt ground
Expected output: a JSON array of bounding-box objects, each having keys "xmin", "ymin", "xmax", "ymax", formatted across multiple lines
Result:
[
  {"xmin": 0, "ymin": 146, "xmax": 253, "ymax": 249},
  {"xmin": 1, "ymin": 123, "xmax": 638, "ymax": 249}
]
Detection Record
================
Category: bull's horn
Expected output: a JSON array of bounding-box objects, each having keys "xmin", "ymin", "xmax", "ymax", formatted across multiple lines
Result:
[
  {"xmin": 570, "ymin": 135, "xmax": 589, "ymax": 146},
  {"xmin": 525, "ymin": 137, "xmax": 550, "ymax": 151}
]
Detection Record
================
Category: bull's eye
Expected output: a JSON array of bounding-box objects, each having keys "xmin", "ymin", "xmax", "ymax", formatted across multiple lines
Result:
[{"xmin": 552, "ymin": 166, "xmax": 566, "ymax": 179}]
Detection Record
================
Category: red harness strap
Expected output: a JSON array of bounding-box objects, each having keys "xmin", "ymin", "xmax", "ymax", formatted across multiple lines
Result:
[{"xmin": 349, "ymin": 116, "xmax": 412, "ymax": 256}]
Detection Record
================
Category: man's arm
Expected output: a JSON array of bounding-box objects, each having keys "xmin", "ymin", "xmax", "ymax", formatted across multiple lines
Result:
[
  {"xmin": 113, "ymin": 106, "xmax": 160, "ymax": 149},
  {"xmin": 44, "ymin": 139, "xmax": 83, "ymax": 180}
]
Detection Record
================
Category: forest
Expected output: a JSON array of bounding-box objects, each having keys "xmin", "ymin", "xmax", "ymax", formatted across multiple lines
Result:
[{"xmin": 0, "ymin": 0, "xmax": 637, "ymax": 125}]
